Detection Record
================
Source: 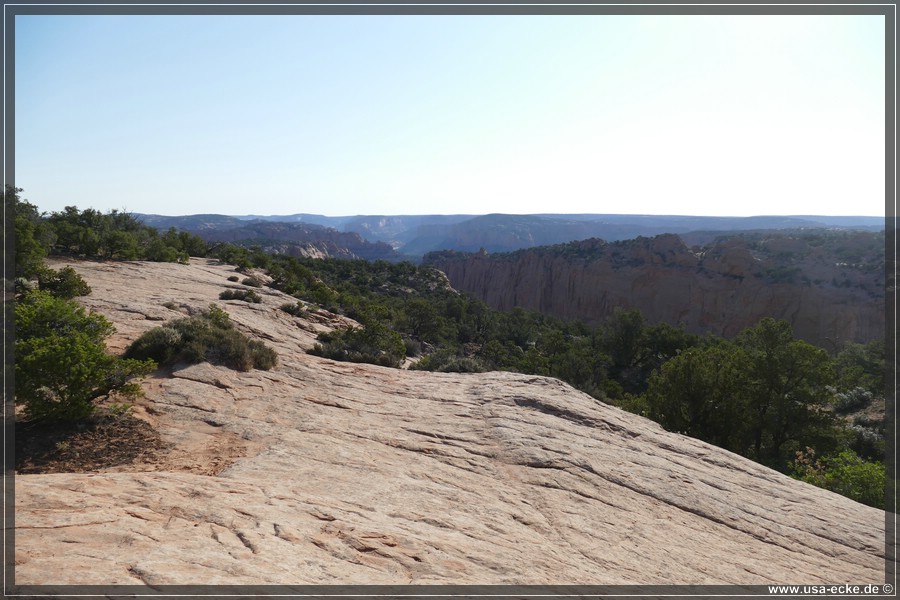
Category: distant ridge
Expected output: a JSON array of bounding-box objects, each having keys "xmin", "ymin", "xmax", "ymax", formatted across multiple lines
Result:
[
  {"xmin": 135, "ymin": 214, "xmax": 401, "ymax": 261},
  {"xmin": 135, "ymin": 212, "xmax": 883, "ymax": 258}
]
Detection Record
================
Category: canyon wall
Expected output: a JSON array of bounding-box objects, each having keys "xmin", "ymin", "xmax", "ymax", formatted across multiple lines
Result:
[{"xmin": 426, "ymin": 232, "xmax": 885, "ymax": 346}]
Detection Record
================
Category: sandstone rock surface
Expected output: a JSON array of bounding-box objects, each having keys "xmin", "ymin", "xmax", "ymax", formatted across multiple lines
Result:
[{"xmin": 15, "ymin": 258, "xmax": 885, "ymax": 585}]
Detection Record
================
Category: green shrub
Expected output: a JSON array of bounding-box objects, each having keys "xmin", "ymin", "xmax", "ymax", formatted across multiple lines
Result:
[
  {"xmin": 15, "ymin": 277, "xmax": 34, "ymax": 296},
  {"xmin": 436, "ymin": 356, "xmax": 488, "ymax": 373},
  {"xmin": 280, "ymin": 302, "xmax": 307, "ymax": 317},
  {"xmin": 227, "ymin": 275, "xmax": 240, "ymax": 282},
  {"xmin": 834, "ymin": 340, "xmax": 884, "ymax": 396},
  {"xmin": 411, "ymin": 350, "xmax": 487, "ymax": 373},
  {"xmin": 15, "ymin": 290, "xmax": 155, "ymax": 422},
  {"xmin": 124, "ymin": 325, "xmax": 183, "ymax": 365},
  {"xmin": 125, "ymin": 304, "xmax": 277, "ymax": 372},
  {"xmin": 36, "ymin": 266, "xmax": 91, "ymax": 299},
  {"xmin": 404, "ymin": 338, "xmax": 423, "ymax": 357},
  {"xmin": 219, "ymin": 288, "xmax": 262, "ymax": 303},
  {"xmin": 45, "ymin": 205, "xmax": 204, "ymax": 263},
  {"xmin": 205, "ymin": 304, "xmax": 231, "ymax": 328},
  {"xmin": 204, "ymin": 328, "xmax": 256, "ymax": 371},
  {"xmin": 310, "ymin": 281, "xmax": 338, "ymax": 306},
  {"xmin": 847, "ymin": 424, "xmax": 885, "ymax": 462},
  {"xmin": 249, "ymin": 340, "xmax": 278, "ymax": 370},
  {"xmin": 10, "ymin": 186, "xmax": 55, "ymax": 279},
  {"xmin": 834, "ymin": 387, "xmax": 874, "ymax": 415},
  {"xmin": 791, "ymin": 448, "xmax": 885, "ymax": 508},
  {"xmin": 143, "ymin": 238, "xmax": 180, "ymax": 263},
  {"xmin": 310, "ymin": 322, "xmax": 405, "ymax": 368},
  {"xmin": 242, "ymin": 277, "xmax": 262, "ymax": 287}
]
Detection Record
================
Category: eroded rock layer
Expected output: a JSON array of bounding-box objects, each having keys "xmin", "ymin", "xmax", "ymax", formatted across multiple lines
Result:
[{"xmin": 426, "ymin": 233, "xmax": 884, "ymax": 346}]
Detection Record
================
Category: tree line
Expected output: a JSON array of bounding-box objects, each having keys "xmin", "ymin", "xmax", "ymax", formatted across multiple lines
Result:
[{"xmin": 9, "ymin": 185, "xmax": 207, "ymax": 283}]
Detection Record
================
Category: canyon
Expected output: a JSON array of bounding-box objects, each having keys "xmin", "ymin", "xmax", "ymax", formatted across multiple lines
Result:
[{"xmin": 425, "ymin": 232, "xmax": 885, "ymax": 347}]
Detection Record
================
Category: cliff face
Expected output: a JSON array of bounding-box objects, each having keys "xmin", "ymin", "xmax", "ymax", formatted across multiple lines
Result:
[
  {"xmin": 15, "ymin": 258, "xmax": 884, "ymax": 586},
  {"xmin": 426, "ymin": 232, "xmax": 884, "ymax": 346}
]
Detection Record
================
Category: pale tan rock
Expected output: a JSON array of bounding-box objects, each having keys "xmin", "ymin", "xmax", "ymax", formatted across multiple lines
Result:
[{"xmin": 16, "ymin": 258, "xmax": 885, "ymax": 585}]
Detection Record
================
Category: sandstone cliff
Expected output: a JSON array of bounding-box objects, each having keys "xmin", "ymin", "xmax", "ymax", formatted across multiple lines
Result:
[
  {"xmin": 425, "ymin": 232, "xmax": 884, "ymax": 347},
  {"xmin": 15, "ymin": 258, "xmax": 885, "ymax": 586}
]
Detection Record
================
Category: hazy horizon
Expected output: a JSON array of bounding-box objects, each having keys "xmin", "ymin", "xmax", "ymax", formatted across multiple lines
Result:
[
  {"xmin": 132, "ymin": 210, "xmax": 885, "ymax": 219},
  {"xmin": 15, "ymin": 12, "xmax": 886, "ymax": 218}
]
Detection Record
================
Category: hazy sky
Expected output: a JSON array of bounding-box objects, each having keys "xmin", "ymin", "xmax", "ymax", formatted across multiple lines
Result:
[{"xmin": 15, "ymin": 13, "xmax": 886, "ymax": 217}]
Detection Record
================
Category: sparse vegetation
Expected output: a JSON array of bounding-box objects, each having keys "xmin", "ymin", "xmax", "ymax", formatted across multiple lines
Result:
[
  {"xmin": 219, "ymin": 288, "xmax": 262, "ymax": 303},
  {"xmin": 124, "ymin": 304, "xmax": 277, "ymax": 372},
  {"xmin": 412, "ymin": 351, "xmax": 488, "ymax": 373},
  {"xmin": 201, "ymin": 245, "xmax": 886, "ymax": 507},
  {"xmin": 310, "ymin": 312, "xmax": 406, "ymax": 368},
  {"xmin": 280, "ymin": 301, "xmax": 308, "ymax": 317}
]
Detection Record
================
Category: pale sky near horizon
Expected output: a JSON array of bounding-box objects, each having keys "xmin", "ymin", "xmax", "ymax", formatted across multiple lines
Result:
[{"xmin": 15, "ymin": 13, "xmax": 886, "ymax": 217}]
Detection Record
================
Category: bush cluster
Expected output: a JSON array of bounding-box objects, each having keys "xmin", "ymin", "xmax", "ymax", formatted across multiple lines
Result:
[
  {"xmin": 219, "ymin": 288, "xmax": 262, "ymax": 303},
  {"xmin": 125, "ymin": 305, "xmax": 277, "ymax": 372},
  {"xmin": 403, "ymin": 337, "xmax": 423, "ymax": 357},
  {"xmin": 36, "ymin": 266, "xmax": 92, "ymax": 299},
  {"xmin": 834, "ymin": 387, "xmax": 874, "ymax": 415},
  {"xmin": 280, "ymin": 302, "xmax": 308, "ymax": 317},
  {"xmin": 310, "ymin": 321, "xmax": 405, "ymax": 368},
  {"xmin": 15, "ymin": 290, "xmax": 154, "ymax": 422},
  {"xmin": 411, "ymin": 350, "xmax": 487, "ymax": 373},
  {"xmin": 6, "ymin": 185, "xmax": 206, "ymax": 278},
  {"xmin": 791, "ymin": 448, "xmax": 885, "ymax": 508}
]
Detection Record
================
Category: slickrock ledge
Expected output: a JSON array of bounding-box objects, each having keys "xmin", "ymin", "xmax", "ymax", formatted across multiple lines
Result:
[{"xmin": 15, "ymin": 259, "xmax": 885, "ymax": 585}]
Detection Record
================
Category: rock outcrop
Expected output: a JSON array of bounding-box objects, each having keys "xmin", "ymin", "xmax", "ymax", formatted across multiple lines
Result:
[
  {"xmin": 425, "ymin": 232, "xmax": 885, "ymax": 346},
  {"xmin": 15, "ymin": 258, "xmax": 885, "ymax": 586}
]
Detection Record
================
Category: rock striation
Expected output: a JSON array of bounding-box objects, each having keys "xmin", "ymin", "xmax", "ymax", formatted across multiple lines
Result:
[
  {"xmin": 15, "ymin": 258, "xmax": 885, "ymax": 586},
  {"xmin": 425, "ymin": 232, "xmax": 885, "ymax": 347}
]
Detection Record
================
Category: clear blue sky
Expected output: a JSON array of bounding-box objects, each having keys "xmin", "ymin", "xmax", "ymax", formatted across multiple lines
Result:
[{"xmin": 15, "ymin": 14, "xmax": 886, "ymax": 217}]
